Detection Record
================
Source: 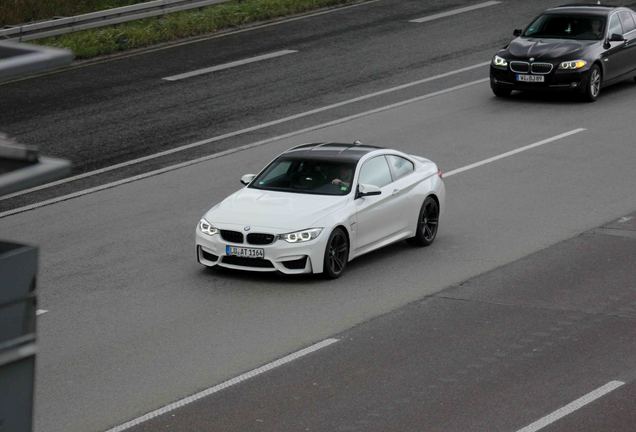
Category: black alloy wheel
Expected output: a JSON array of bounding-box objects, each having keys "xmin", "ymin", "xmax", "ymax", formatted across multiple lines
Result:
[
  {"xmin": 323, "ymin": 227, "xmax": 349, "ymax": 279},
  {"xmin": 408, "ymin": 196, "xmax": 440, "ymax": 247},
  {"xmin": 583, "ymin": 64, "xmax": 601, "ymax": 102}
]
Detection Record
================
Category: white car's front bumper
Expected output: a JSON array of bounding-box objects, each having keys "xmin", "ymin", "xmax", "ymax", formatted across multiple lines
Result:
[{"xmin": 195, "ymin": 225, "xmax": 329, "ymax": 274}]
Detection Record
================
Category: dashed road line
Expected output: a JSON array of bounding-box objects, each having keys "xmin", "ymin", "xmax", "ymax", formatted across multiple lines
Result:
[
  {"xmin": 514, "ymin": 380, "xmax": 625, "ymax": 432},
  {"xmin": 163, "ymin": 49, "xmax": 298, "ymax": 81},
  {"xmin": 409, "ymin": 1, "xmax": 501, "ymax": 24},
  {"xmin": 444, "ymin": 129, "xmax": 587, "ymax": 177},
  {"xmin": 103, "ymin": 338, "xmax": 339, "ymax": 432}
]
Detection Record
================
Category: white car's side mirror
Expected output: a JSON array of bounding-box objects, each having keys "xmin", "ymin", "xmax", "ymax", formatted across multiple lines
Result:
[
  {"xmin": 357, "ymin": 183, "xmax": 381, "ymax": 198},
  {"xmin": 240, "ymin": 174, "xmax": 256, "ymax": 185}
]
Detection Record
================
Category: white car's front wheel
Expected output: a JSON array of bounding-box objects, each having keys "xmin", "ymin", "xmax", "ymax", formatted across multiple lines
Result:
[
  {"xmin": 408, "ymin": 196, "xmax": 439, "ymax": 247},
  {"xmin": 322, "ymin": 227, "xmax": 349, "ymax": 279}
]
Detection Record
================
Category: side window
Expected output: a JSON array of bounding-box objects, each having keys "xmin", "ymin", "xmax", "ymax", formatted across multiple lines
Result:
[
  {"xmin": 619, "ymin": 11, "xmax": 636, "ymax": 33},
  {"xmin": 358, "ymin": 156, "xmax": 393, "ymax": 188},
  {"xmin": 386, "ymin": 155, "xmax": 414, "ymax": 180},
  {"xmin": 609, "ymin": 14, "xmax": 624, "ymax": 35}
]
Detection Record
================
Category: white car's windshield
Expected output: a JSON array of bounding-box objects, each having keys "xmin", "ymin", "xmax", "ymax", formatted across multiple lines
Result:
[
  {"xmin": 250, "ymin": 157, "xmax": 356, "ymax": 196},
  {"xmin": 524, "ymin": 14, "xmax": 606, "ymax": 40}
]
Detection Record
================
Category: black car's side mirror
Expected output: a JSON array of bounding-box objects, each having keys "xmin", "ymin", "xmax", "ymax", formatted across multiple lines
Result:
[
  {"xmin": 609, "ymin": 33, "xmax": 626, "ymax": 42},
  {"xmin": 513, "ymin": 29, "xmax": 522, "ymax": 37}
]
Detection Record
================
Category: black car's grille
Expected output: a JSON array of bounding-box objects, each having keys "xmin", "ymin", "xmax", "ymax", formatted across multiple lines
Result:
[
  {"xmin": 220, "ymin": 230, "xmax": 243, "ymax": 243},
  {"xmin": 510, "ymin": 61, "xmax": 530, "ymax": 73},
  {"xmin": 247, "ymin": 233, "xmax": 275, "ymax": 245},
  {"xmin": 282, "ymin": 256, "xmax": 308, "ymax": 270},
  {"xmin": 222, "ymin": 256, "xmax": 274, "ymax": 268},
  {"xmin": 530, "ymin": 62, "xmax": 553, "ymax": 74}
]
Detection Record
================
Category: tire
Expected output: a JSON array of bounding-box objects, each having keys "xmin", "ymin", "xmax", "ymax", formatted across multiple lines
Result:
[
  {"xmin": 408, "ymin": 196, "xmax": 440, "ymax": 247},
  {"xmin": 582, "ymin": 65, "xmax": 601, "ymax": 102},
  {"xmin": 322, "ymin": 227, "xmax": 349, "ymax": 279},
  {"xmin": 492, "ymin": 85, "xmax": 512, "ymax": 98}
]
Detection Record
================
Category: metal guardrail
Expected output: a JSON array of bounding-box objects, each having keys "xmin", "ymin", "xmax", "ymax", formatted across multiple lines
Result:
[{"xmin": 0, "ymin": 0, "xmax": 232, "ymax": 42}]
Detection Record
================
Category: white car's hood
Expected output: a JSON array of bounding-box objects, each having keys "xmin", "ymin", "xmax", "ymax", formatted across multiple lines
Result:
[{"xmin": 204, "ymin": 187, "xmax": 348, "ymax": 231}]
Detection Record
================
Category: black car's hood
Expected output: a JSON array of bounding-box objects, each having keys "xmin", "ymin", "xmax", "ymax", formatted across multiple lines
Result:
[{"xmin": 507, "ymin": 37, "xmax": 597, "ymax": 60}]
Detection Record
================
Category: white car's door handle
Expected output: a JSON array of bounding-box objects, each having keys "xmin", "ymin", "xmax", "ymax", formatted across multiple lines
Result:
[{"xmin": 392, "ymin": 188, "xmax": 401, "ymax": 195}]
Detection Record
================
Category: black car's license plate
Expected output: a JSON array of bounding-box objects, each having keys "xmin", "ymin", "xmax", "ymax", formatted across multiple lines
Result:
[
  {"xmin": 516, "ymin": 74, "xmax": 544, "ymax": 83},
  {"xmin": 225, "ymin": 245, "xmax": 264, "ymax": 258}
]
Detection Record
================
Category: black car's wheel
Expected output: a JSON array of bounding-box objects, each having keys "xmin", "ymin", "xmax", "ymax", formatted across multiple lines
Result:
[
  {"xmin": 408, "ymin": 196, "xmax": 440, "ymax": 247},
  {"xmin": 323, "ymin": 227, "xmax": 349, "ymax": 279},
  {"xmin": 492, "ymin": 85, "xmax": 512, "ymax": 98},
  {"xmin": 582, "ymin": 65, "xmax": 602, "ymax": 102}
]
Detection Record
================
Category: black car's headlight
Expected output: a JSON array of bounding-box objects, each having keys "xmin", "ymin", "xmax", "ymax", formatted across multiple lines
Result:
[
  {"xmin": 198, "ymin": 218, "xmax": 219, "ymax": 236},
  {"xmin": 492, "ymin": 55, "xmax": 508, "ymax": 68},
  {"xmin": 278, "ymin": 228, "xmax": 323, "ymax": 243},
  {"xmin": 559, "ymin": 60, "xmax": 587, "ymax": 70}
]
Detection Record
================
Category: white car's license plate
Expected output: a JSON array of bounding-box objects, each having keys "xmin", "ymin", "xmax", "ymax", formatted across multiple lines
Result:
[
  {"xmin": 516, "ymin": 74, "xmax": 544, "ymax": 83},
  {"xmin": 226, "ymin": 245, "xmax": 264, "ymax": 258}
]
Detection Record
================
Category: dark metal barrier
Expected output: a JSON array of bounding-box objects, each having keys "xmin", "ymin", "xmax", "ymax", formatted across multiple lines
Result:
[{"xmin": 0, "ymin": 241, "xmax": 37, "ymax": 432}]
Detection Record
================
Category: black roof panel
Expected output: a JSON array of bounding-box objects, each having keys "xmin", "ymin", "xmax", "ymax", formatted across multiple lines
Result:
[
  {"xmin": 546, "ymin": 4, "xmax": 622, "ymax": 15},
  {"xmin": 283, "ymin": 142, "xmax": 383, "ymax": 162}
]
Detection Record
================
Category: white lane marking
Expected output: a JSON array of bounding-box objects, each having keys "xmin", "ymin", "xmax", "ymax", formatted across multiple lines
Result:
[
  {"xmin": 163, "ymin": 50, "xmax": 298, "ymax": 81},
  {"xmin": 36, "ymin": 309, "xmax": 48, "ymax": 316},
  {"xmin": 618, "ymin": 216, "xmax": 633, "ymax": 223},
  {"xmin": 514, "ymin": 380, "xmax": 625, "ymax": 432},
  {"xmin": 0, "ymin": 0, "xmax": 382, "ymax": 86},
  {"xmin": 103, "ymin": 338, "xmax": 339, "ymax": 432},
  {"xmin": 0, "ymin": 78, "xmax": 488, "ymax": 218},
  {"xmin": 410, "ymin": 1, "xmax": 501, "ymax": 23},
  {"xmin": 0, "ymin": 62, "xmax": 489, "ymax": 204},
  {"xmin": 444, "ymin": 129, "xmax": 587, "ymax": 178}
]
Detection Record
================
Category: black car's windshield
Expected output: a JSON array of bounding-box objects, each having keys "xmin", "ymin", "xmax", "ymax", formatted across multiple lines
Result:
[
  {"xmin": 524, "ymin": 14, "xmax": 606, "ymax": 40},
  {"xmin": 250, "ymin": 157, "xmax": 356, "ymax": 196}
]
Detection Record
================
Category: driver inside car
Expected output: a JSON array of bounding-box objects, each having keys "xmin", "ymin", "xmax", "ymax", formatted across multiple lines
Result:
[{"xmin": 331, "ymin": 165, "xmax": 353, "ymax": 190}]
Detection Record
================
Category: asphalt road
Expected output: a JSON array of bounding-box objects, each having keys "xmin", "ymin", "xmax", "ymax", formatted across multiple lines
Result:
[
  {"xmin": 1, "ymin": 1, "xmax": 636, "ymax": 431},
  {"xmin": 130, "ymin": 218, "xmax": 636, "ymax": 432},
  {"xmin": 1, "ymin": 0, "xmax": 566, "ymax": 209}
]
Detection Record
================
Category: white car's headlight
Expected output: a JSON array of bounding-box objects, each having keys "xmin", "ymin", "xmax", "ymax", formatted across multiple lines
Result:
[
  {"xmin": 198, "ymin": 218, "xmax": 219, "ymax": 236},
  {"xmin": 278, "ymin": 228, "xmax": 323, "ymax": 243},
  {"xmin": 492, "ymin": 55, "xmax": 508, "ymax": 68},
  {"xmin": 559, "ymin": 60, "xmax": 587, "ymax": 70}
]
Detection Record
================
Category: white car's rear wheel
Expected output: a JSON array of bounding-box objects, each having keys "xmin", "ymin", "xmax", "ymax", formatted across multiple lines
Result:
[
  {"xmin": 323, "ymin": 227, "xmax": 349, "ymax": 279},
  {"xmin": 408, "ymin": 196, "xmax": 439, "ymax": 247}
]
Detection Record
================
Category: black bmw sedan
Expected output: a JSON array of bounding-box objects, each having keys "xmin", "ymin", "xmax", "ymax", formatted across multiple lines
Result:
[{"xmin": 490, "ymin": 4, "xmax": 636, "ymax": 101}]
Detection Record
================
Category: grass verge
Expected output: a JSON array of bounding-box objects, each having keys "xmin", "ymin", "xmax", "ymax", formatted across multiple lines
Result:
[{"xmin": 34, "ymin": 0, "xmax": 360, "ymax": 59}]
